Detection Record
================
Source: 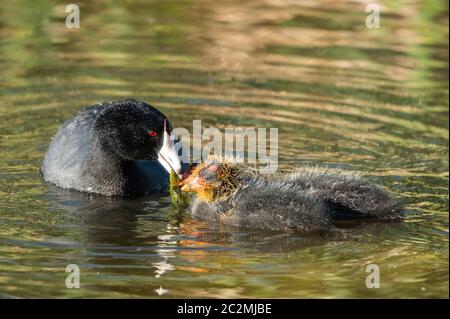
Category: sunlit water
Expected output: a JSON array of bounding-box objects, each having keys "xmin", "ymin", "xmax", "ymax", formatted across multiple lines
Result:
[{"xmin": 0, "ymin": 0, "xmax": 448, "ymax": 298}]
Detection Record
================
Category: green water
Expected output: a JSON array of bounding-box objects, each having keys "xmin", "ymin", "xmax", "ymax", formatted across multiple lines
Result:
[{"xmin": 0, "ymin": 0, "xmax": 448, "ymax": 298}]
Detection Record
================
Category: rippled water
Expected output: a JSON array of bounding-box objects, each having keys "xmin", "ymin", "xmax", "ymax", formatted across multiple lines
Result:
[{"xmin": 0, "ymin": 0, "xmax": 448, "ymax": 298}]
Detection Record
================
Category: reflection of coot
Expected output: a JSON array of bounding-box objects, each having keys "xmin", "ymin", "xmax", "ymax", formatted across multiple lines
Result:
[
  {"xmin": 44, "ymin": 184, "xmax": 169, "ymax": 246},
  {"xmin": 41, "ymin": 99, "xmax": 181, "ymax": 196}
]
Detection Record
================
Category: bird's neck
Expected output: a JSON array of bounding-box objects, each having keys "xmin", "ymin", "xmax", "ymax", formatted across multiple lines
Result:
[{"xmin": 83, "ymin": 138, "xmax": 128, "ymax": 195}]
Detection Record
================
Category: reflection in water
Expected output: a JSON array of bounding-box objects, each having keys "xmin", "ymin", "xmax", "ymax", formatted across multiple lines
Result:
[{"xmin": 0, "ymin": 0, "xmax": 448, "ymax": 298}]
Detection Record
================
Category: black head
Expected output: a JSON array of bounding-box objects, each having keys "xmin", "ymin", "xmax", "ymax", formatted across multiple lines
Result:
[{"xmin": 93, "ymin": 99, "xmax": 172, "ymax": 160}]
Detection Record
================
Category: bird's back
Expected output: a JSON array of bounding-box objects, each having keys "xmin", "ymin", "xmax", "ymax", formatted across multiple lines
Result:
[
  {"xmin": 41, "ymin": 106, "xmax": 102, "ymax": 192},
  {"xmin": 285, "ymin": 167, "xmax": 403, "ymax": 219}
]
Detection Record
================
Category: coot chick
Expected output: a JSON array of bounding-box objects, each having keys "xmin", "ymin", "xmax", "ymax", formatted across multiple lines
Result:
[
  {"xmin": 180, "ymin": 158, "xmax": 404, "ymax": 232},
  {"xmin": 41, "ymin": 99, "xmax": 182, "ymax": 196}
]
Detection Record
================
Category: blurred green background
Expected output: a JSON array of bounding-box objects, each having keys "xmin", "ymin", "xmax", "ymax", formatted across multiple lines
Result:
[{"xmin": 0, "ymin": 0, "xmax": 448, "ymax": 298}]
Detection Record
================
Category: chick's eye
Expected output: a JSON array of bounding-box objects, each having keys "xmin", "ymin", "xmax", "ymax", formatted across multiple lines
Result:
[{"xmin": 147, "ymin": 131, "xmax": 158, "ymax": 137}]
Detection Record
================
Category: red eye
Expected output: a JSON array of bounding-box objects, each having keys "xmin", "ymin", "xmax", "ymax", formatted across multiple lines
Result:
[{"xmin": 148, "ymin": 131, "xmax": 158, "ymax": 137}]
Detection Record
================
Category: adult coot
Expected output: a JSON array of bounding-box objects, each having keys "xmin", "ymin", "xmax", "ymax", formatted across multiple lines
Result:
[
  {"xmin": 41, "ymin": 99, "xmax": 182, "ymax": 196},
  {"xmin": 180, "ymin": 158, "xmax": 404, "ymax": 232}
]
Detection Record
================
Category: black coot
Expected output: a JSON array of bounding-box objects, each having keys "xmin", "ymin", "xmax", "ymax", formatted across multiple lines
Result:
[{"xmin": 41, "ymin": 99, "xmax": 182, "ymax": 196}]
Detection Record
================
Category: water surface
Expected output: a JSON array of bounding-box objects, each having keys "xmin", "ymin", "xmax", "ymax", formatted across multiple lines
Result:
[{"xmin": 0, "ymin": 0, "xmax": 448, "ymax": 298}]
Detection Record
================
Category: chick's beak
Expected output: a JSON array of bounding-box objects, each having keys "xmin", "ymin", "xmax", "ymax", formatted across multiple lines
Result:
[
  {"xmin": 180, "ymin": 183, "xmax": 191, "ymax": 192},
  {"xmin": 180, "ymin": 176, "xmax": 205, "ymax": 192}
]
